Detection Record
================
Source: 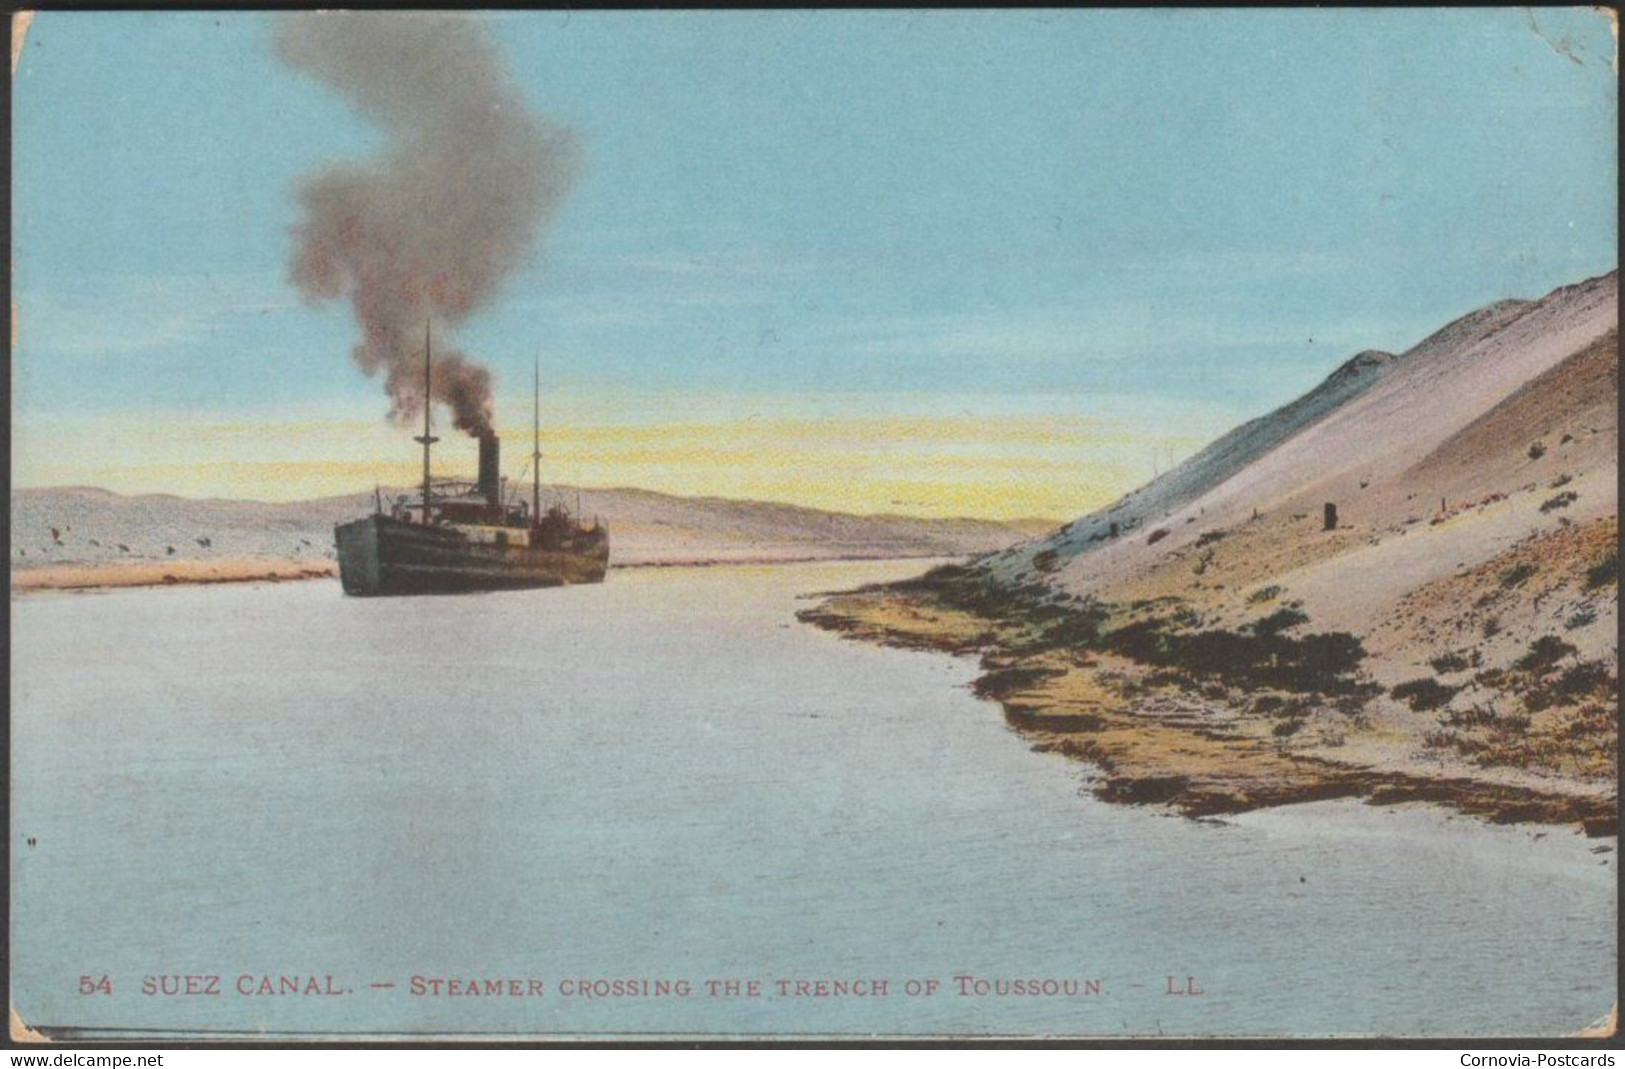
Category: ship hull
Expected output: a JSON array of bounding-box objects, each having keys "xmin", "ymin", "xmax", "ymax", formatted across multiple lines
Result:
[{"xmin": 335, "ymin": 514, "xmax": 608, "ymax": 597}]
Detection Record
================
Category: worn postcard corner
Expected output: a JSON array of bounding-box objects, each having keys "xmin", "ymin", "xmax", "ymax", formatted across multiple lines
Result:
[
  {"xmin": 10, "ymin": 1007, "xmax": 51, "ymax": 1045},
  {"xmin": 10, "ymin": 10, "xmax": 33, "ymax": 76}
]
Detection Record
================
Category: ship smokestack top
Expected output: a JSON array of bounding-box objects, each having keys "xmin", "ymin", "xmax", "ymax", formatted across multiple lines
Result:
[{"xmin": 478, "ymin": 431, "xmax": 501, "ymax": 509}]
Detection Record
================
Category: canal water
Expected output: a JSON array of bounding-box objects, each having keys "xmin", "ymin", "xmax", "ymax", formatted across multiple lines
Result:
[{"xmin": 10, "ymin": 562, "xmax": 1615, "ymax": 1037}]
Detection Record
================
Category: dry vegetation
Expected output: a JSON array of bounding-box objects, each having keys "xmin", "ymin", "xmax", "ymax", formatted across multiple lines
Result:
[{"xmin": 801, "ymin": 562, "xmax": 1615, "ymax": 830}]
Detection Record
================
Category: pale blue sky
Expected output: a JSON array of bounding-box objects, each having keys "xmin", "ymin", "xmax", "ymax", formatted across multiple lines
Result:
[{"xmin": 12, "ymin": 9, "xmax": 1618, "ymax": 444}]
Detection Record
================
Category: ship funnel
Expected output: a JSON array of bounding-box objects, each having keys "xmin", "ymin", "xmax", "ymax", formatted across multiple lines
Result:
[{"xmin": 478, "ymin": 432, "xmax": 501, "ymax": 508}]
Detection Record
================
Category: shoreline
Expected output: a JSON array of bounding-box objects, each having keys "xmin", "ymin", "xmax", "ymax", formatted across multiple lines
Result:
[
  {"xmin": 798, "ymin": 578, "xmax": 1618, "ymax": 835},
  {"xmin": 9, "ymin": 559, "xmax": 340, "ymax": 593},
  {"xmin": 9, "ymin": 551, "xmax": 967, "ymax": 594}
]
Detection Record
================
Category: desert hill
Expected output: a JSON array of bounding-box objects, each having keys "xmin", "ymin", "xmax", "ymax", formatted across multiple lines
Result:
[
  {"xmin": 991, "ymin": 272, "xmax": 1614, "ymax": 596},
  {"xmin": 806, "ymin": 270, "xmax": 1619, "ymax": 825}
]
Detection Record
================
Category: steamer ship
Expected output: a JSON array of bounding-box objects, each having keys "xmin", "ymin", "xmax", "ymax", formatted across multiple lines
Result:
[{"xmin": 334, "ymin": 329, "xmax": 609, "ymax": 596}]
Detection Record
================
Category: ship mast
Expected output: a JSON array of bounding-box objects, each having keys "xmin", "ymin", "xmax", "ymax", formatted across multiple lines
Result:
[
  {"xmin": 532, "ymin": 353, "xmax": 542, "ymax": 528},
  {"xmin": 412, "ymin": 320, "xmax": 439, "ymax": 524}
]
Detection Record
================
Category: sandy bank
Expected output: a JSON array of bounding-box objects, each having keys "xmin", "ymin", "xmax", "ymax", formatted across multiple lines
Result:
[
  {"xmin": 11, "ymin": 558, "xmax": 338, "ymax": 592},
  {"xmin": 799, "ymin": 580, "xmax": 1617, "ymax": 834},
  {"xmin": 11, "ymin": 548, "xmax": 970, "ymax": 593}
]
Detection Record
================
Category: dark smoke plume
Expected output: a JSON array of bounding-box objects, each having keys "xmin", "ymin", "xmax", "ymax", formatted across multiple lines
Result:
[{"xmin": 277, "ymin": 12, "xmax": 578, "ymax": 435}]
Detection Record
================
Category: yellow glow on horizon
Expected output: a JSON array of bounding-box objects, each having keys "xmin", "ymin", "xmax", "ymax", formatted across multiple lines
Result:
[{"xmin": 13, "ymin": 406, "xmax": 1222, "ymax": 522}]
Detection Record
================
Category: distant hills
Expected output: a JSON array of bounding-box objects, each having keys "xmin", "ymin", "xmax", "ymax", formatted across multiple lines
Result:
[{"xmin": 10, "ymin": 483, "xmax": 1051, "ymax": 589}]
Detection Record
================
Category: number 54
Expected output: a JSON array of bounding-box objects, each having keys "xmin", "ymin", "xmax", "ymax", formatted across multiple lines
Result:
[{"xmin": 78, "ymin": 975, "xmax": 112, "ymax": 995}]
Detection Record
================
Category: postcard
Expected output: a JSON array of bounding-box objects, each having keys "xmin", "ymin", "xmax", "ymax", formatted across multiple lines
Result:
[{"xmin": 8, "ymin": 9, "xmax": 1618, "ymax": 1042}]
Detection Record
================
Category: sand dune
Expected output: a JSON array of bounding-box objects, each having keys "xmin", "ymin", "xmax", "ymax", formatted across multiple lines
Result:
[{"xmin": 991, "ymin": 271, "xmax": 1616, "ymax": 594}]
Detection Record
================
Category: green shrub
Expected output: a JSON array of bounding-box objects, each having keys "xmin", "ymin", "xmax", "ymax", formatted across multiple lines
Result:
[
  {"xmin": 972, "ymin": 665, "xmax": 1063, "ymax": 701},
  {"xmin": 1103, "ymin": 615, "xmax": 1370, "ymax": 697},
  {"xmin": 1498, "ymin": 562, "xmax": 1537, "ymax": 588},
  {"xmin": 1391, "ymin": 678, "xmax": 1461, "ymax": 711},
  {"xmin": 1250, "ymin": 606, "xmax": 1309, "ymax": 636},
  {"xmin": 1429, "ymin": 651, "xmax": 1472, "ymax": 674},
  {"xmin": 1513, "ymin": 635, "xmax": 1578, "ymax": 673},
  {"xmin": 1553, "ymin": 660, "xmax": 1614, "ymax": 702},
  {"xmin": 1585, "ymin": 552, "xmax": 1617, "ymax": 590},
  {"xmin": 1565, "ymin": 607, "xmax": 1597, "ymax": 630}
]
